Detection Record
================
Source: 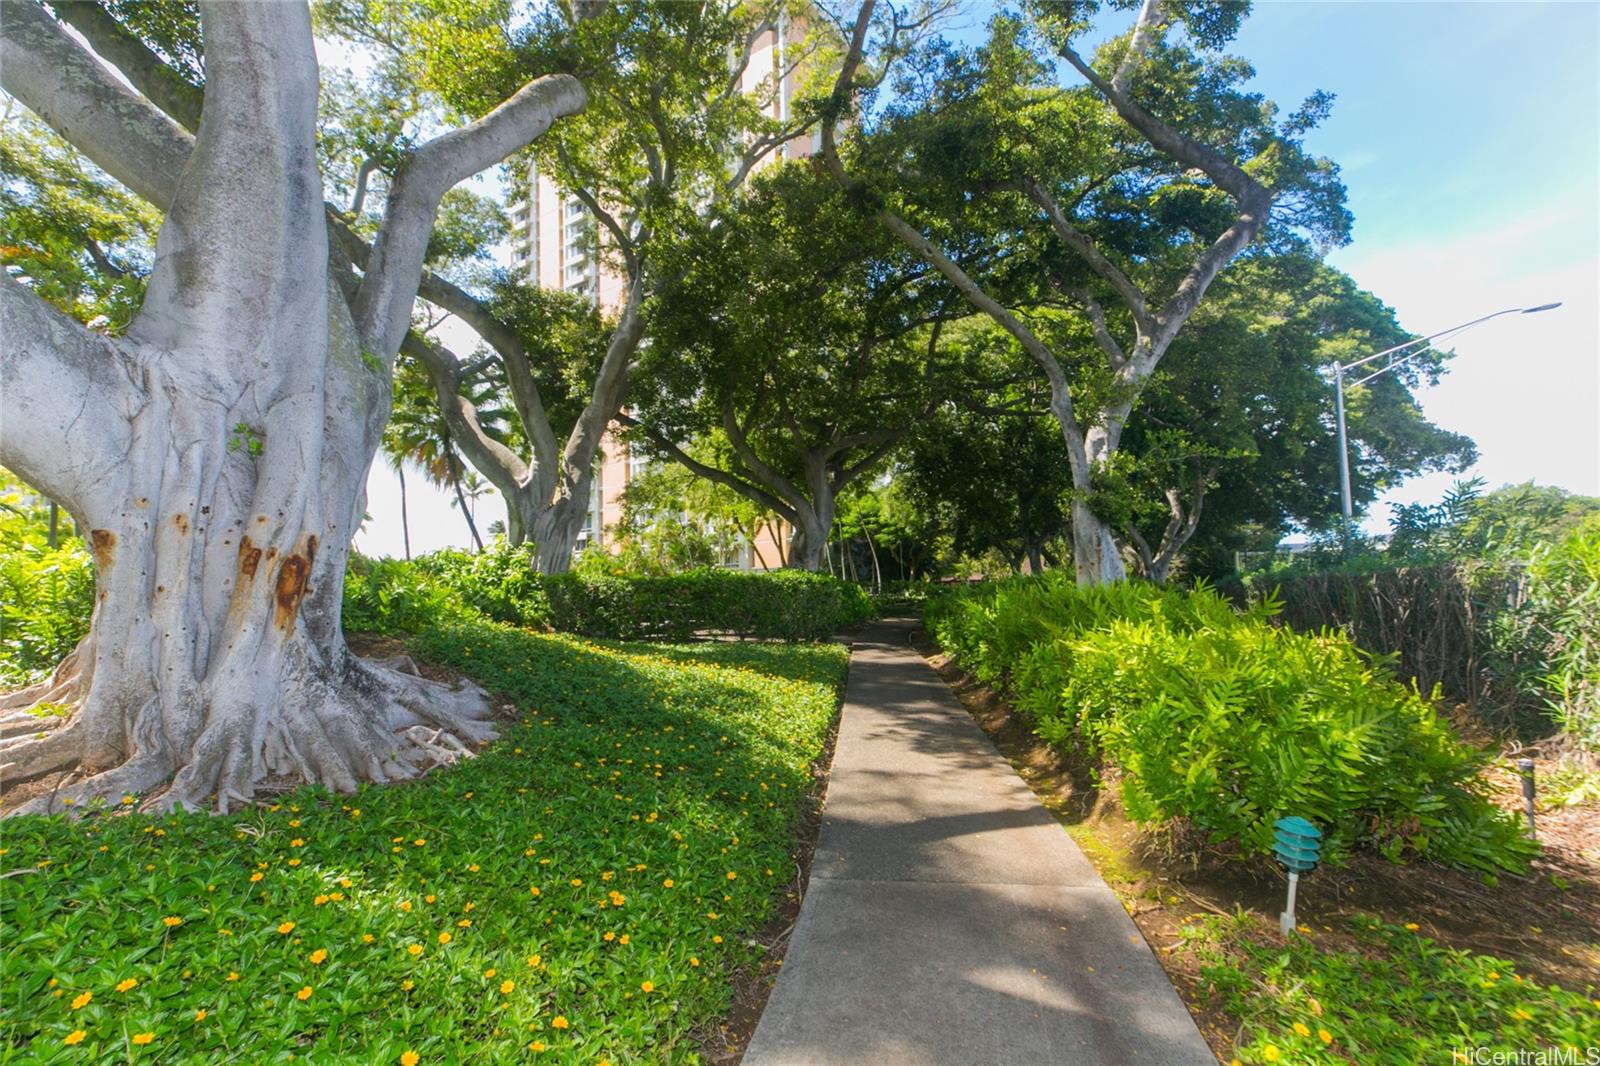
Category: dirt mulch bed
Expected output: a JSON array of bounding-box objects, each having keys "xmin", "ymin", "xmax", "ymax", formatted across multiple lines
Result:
[{"xmin": 909, "ymin": 628, "xmax": 1600, "ymax": 1060}]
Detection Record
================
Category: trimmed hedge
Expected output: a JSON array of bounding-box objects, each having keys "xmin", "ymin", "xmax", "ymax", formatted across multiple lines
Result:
[
  {"xmin": 343, "ymin": 544, "xmax": 874, "ymax": 642},
  {"xmin": 925, "ymin": 575, "xmax": 1537, "ymax": 873},
  {"xmin": 544, "ymin": 569, "xmax": 874, "ymax": 641}
]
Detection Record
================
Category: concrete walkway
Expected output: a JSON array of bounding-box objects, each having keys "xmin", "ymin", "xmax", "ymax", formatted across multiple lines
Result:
[{"xmin": 743, "ymin": 620, "xmax": 1215, "ymax": 1066}]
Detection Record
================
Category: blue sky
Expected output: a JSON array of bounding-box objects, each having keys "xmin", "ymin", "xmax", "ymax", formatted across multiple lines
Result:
[{"xmin": 355, "ymin": 2, "xmax": 1600, "ymax": 556}]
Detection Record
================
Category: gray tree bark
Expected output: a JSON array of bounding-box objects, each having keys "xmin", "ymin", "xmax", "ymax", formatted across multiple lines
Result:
[{"xmin": 0, "ymin": 1, "xmax": 583, "ymax": 812}]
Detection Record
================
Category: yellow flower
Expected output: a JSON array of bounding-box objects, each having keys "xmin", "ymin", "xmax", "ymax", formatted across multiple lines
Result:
[
  {"xmin": 485, "ymin": 968, "xmax": 496, "ymax": 978},
  {"xmin": 162, "ymin": 916, "xmax": 182, "ymax": 928},
  {"xmin": 400, "ymin": 1052, "xmax": 419, "ymax": 1066},
  {"xmin": 603, "ymin": 932, "xmax": 616, "ymax": 942},
  {"xmin": 529, "ymin": 1041, "xmax": 545, "ymax": 1052},
  {"xmin": 619, "ymin": 935, "xmax": 630, "ymax": 945},
  {"xmin": 295, "ymin": 986, "xmax": 313, "ymax": 1001},
  {"xmin": 527, "ymin": 954, "xmax": 542, "ymax": 967},
  {"xmin": 362, "ymin": 934, "xmax": 375, "ymax": 944},
  {"xmin": 1293, "ymin": 1022, "xmax": 1310, "ymax": 1037},
  {"xmin": 408, "ymin": 945, "xmax": 423, "ymax": 957},
  {"xmin": 689, "ymin": 957, "xmax": 700, "ymax": 967},
  {"xmin": 727, "ymin": 871, "xmax": 737, "ymax": 881},
  {"xmin": 314, "ymin": 895, "xmax": 330, "ymax": 906},
  {"xmin": 1262, "ymin": 1047, "xmax": 1280, "ymax": 1063},
  {"xmin": 413, "ymin": 839, "xmax": 425, "ymax": 847},
  {"xmin": 250, "ymin": 872, "xmax": 264, "ymax": 883},
  {"xmin": 1404, "ymin": 923, "xmax": 1419, "ymax": 931},
  {"xmin": 438, "ymin": 932, "xmax": 452, "ymax": 945},
  {"xmin": 115, "ymin": 979, "xmax": 138, "ymax": 993},
  {"xmin": 551, "ymin": 1016, "xmax": 569, "ymax": 1030},
  {"xmin": 640, "ymin": 981, "xmax": 655, "ymax": 993},
  {"xmin": 457, "ymin": 919, "xmax": 472, "ymax": 928},
  {"xmin": 64, "ymin": 1030, "xmax": 86, "ymax": 1045},
  {"xmin": 663, "ymin": 879, "xmax": 674, "ymax": 888},
  {"xmin": 401, "ymin": 979, "xmax": 415, "ymax": 991},
  {"xmin": 194, "ymin": 1009, "xmax": 207, "ymax": 1022},
  {"xmin": 500, "ymin": 980, "xmax": 515, "ymax": 994},
  {"xmin": 570, "ymin": 879, "xmax": 583, "ymax": 887},
  {"xmin": 71, "ymin": 991, "xmax": 92, "ymax": 1009},
  {"xmin": 1512, "ymin": 1007, "xmax": 1532, "ymax": 1021},
  {"xmin": 712, "ymin": 935, "xmax": 723, "ymax": 945},
  {"xmin": 287, "ymin": 859, "xmax": 301, "ymax": 867},
  {"xmin": 424, "ymin": 895, "xmax": 436, "ymax": 904},
  {"xmin": 132, "ymin": 1032, "xmax": 154, "ymax": 1045},
  {"xmin": 309, "ymin": 949, "xmax": 327, "ymax": 965},
  {"xmin": 469, "ymin": 864, "xmax": 480, "ymax": 873},
  {"xmin": 529, "ymin": 886, "xmax": 541, "ymax": 897},
  {"xmin": 400, "ymin": 901, "xmax": 413, "ymax": 912},
  {"xmin": 1318, "ymin": 1029, "xmax": 1333, "ymax": 1044},
  {"xmin": 278, "ymin": 922, "xmax": 296, "ymax": 935},
  {"xmin": 226, "ymin": 972, "xmax": 240, "ymax": 982},
  {"xmin": 290, "ymin": 839, "xmax": 304, "ymax": 848}
]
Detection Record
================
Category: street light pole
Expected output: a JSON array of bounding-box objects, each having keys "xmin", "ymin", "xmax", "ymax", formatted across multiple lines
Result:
[{"xmin": 1331, "ymin": 301, "xmax": 1560, "ymax": 550}]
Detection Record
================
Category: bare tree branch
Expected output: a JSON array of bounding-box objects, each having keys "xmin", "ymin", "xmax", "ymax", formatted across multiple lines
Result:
[
  {"xmin": 355, "ymin": 73, "xmax": 587, "ymax": 355},
  {"xmin": 401, "ymin": 332, "xmax": 533, "ymax": 494},
  {"xmin": 49, "ymin": 0, "xmax": 204, "ymax": 130},
  {"xmin": 616, "ymin": 414, "xmax": 800, "ymax": 525},
  {"xmin": 1021, "ymin": 177, "xmax": 1151, "ymax": 329},
  {"xmin": 0, "ymin": 0, "xmax": 191, "ymax": 209},
  {"xmin": 1, "ymin": 274, "xmax": 142, "ymax": 523}
]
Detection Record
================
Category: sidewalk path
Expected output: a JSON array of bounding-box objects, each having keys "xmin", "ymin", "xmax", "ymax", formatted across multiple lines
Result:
[{"xmin": 742, "ymin": 620, "xmax": 1216, "ymax": 1066}]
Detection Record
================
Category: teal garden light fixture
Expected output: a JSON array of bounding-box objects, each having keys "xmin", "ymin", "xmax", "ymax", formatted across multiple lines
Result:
[{"xmin": 1273, "ymin": 816, "xmax": 1323, "ymax": 935}]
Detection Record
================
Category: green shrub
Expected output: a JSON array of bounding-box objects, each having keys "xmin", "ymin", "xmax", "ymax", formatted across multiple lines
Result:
[
  {"xmin": 926, "ymin": 578, "xmax": 1536, "ymax": 873},
  {"xmin": 544, "ymin": 568, "xmax": 874, "ymax": 642},
  {"xmin": 343, "ymin": 546, "xmax": 872, "ymax": 643},
  {"xmin": 1527, "ymin": 516, "xmax": 1600, "ymax": 748},
  {"xmin": 0, "ymin": 474, "xmax": 95, "ymax": 687},
  {"xmin": 340, "ymin": 556, "xmax": 473, "ymax": 637}
]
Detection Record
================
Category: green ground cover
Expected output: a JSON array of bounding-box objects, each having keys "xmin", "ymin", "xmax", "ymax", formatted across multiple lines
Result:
[
  {"xmin": 1181, "ymin": 913, "xmax": 1600, "ymax": 1064},
  {"xmin": 0, "ymin": 621, "xmax": 849, "ymax": 1063}
]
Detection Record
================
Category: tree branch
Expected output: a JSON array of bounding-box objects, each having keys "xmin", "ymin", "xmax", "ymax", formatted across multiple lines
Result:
[
  {"xmin": 49, "ymin": 0, "xmax": 204, "ymax": 130},
  {"xmin": 1022, "ymin": 177, "xmax": 1151, "ymax": 330},
  {"xmin": 355, "ymin": 73, "xmax": 586, "ymax": 355},
  {"xmin": 0, "ymin": 0, "xmax": 191, "ymax": 209},
  {"xmin": 412, "ymin": 270, "xmax": 561, "ymax": 489},
  {"xmin": 617, "ymin": 415, "xmax": 800, "ymax": 525},
  {"xmin": 401, "ymin": 331, "xmax": 533, "ymax": 496},
  {"xmin": 1, "ymin": 274, "xmax": 143, "ymax": 523}
]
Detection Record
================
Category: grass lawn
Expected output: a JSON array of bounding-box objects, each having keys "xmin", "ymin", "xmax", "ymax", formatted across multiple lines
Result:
[{"xmin": 0, "ymin": 621, "xmax": 849, "ymax": 1064}]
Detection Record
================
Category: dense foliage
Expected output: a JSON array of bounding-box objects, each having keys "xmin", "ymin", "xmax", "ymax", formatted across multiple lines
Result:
[
  {"xmin": 0, "ymin": 620, "xmax": 848, "ymax": 1061},
  {"xmin": 342, "ymin": 543, "xmax": 874, "ymax": 643},
  {"xmin": 0, "ymin": 473, "xmax": 94, "ymax": 688},
  {"xmin": 925, "ymin": 575, "xmax": 1535, "ymax": 872},
  {"xmin": 1256, "ymin": 483, "xmax": 1600, "ymax": 746},
  {"xmin": 1182, "ymin": 912, "xmax": 1600, "ymax": 1064}
]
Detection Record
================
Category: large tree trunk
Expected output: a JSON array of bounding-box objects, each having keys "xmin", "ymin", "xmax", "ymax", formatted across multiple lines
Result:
[
  {"xmin": 505, "ymin": 478, "xmax": 589, "ymax": 575},
  {"xmin": 0, "ymin": 3, "xmax": 503, "ymax": 813}
]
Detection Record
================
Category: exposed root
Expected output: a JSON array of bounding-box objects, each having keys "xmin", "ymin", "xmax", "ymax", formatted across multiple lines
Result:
[
  {"xmin": 1, "ymin": 651, "xmax": 496, "ymax": 817},
  {"xmin": 0, "ymin": 719, "xmax": 85, "ymax": 790},
  {"xmin": 0, "ymin": 643, "xmax": 83, "ymax": 713}
]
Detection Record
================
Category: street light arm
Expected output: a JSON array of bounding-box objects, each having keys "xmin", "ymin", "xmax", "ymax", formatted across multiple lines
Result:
[
  {"xmin": 1351, "ymin": 344, "xmax": 1446, "ymax": 388},
  {"xmin": 1337, "ymin": 302, "xmax": 1562, "ymax": 373}
]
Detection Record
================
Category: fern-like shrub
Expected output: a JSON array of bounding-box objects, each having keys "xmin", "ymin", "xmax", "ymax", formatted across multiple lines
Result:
[{"xmin": 925, "ymin": 578, "xmax": 1536, "ymax": 873}]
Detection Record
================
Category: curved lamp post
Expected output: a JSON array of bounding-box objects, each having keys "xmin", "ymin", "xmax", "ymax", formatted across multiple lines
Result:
[{"xmin": 1332, "ymin": 301, "xmax": 1562, "ymax": 546}]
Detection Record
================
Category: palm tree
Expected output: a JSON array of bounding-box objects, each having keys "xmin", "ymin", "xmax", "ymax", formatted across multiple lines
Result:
[{"xmin": 383, "ymin": 355, "xmax": 515, "ymax": 553}]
